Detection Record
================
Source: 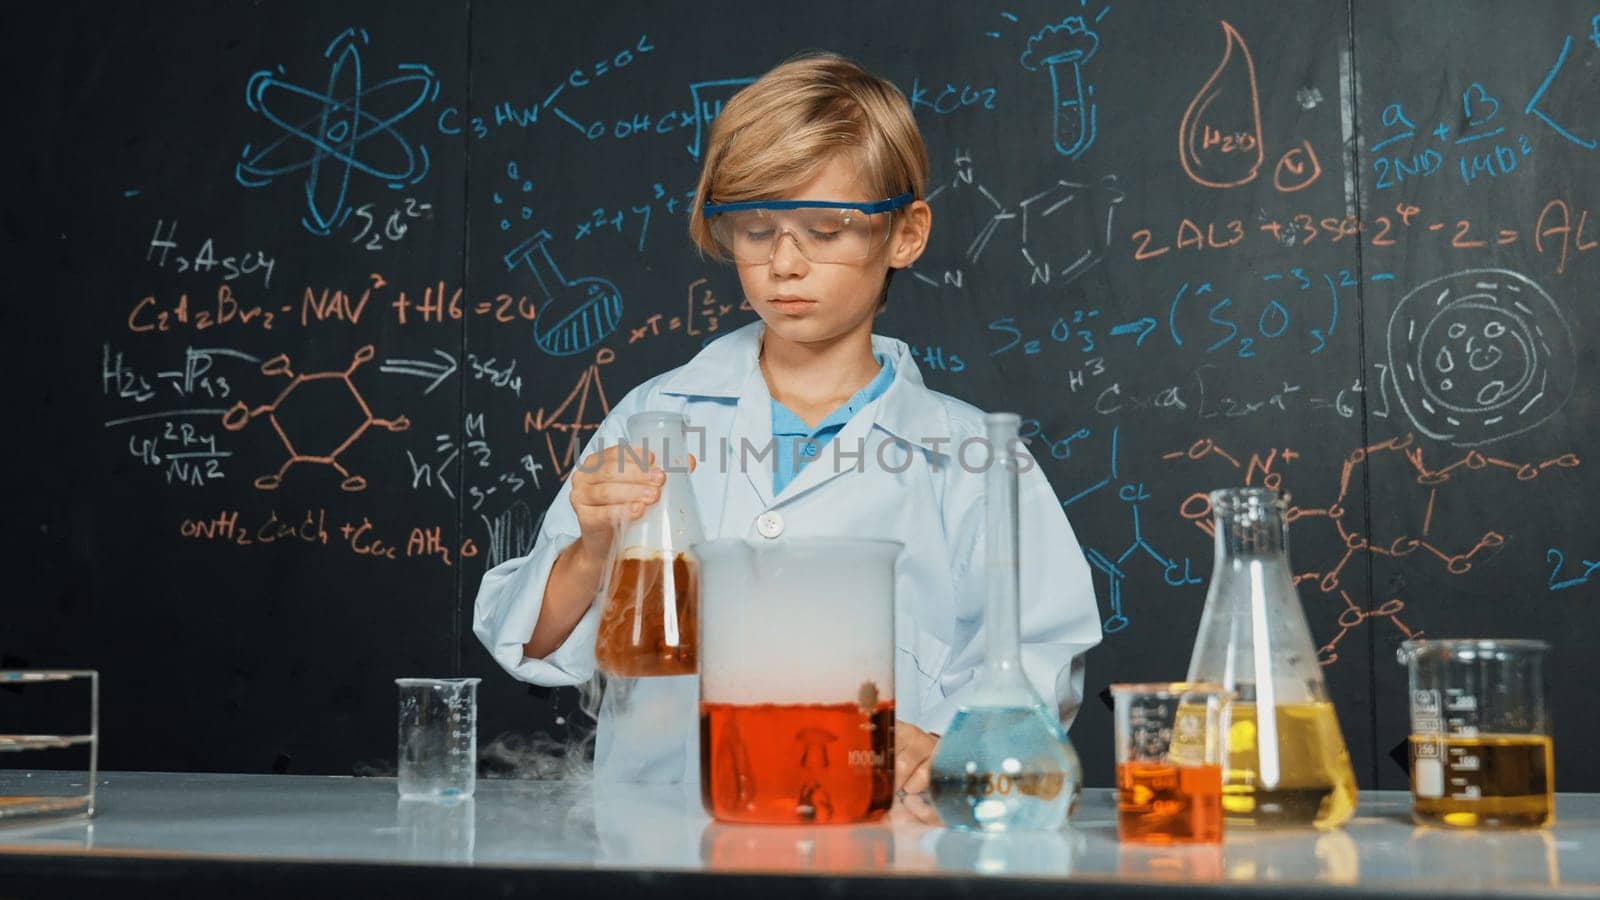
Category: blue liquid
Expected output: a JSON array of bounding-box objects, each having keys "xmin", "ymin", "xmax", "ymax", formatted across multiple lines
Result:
[{"xmin": 927, "ymin": 706, "xmax": 1079, "ymax": 832}]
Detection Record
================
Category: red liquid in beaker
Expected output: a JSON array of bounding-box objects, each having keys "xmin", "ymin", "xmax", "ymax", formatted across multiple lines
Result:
[{"xmin": 700, "ymin": 701, "xmax": 895, "ymax": 824}]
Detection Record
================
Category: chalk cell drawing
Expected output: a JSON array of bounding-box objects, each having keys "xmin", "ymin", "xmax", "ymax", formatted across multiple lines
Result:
[
  {"xmin": 235, "ymin": 28, "xmax": 440, "ymax": 235},
  {"xmin": 223, "ymin": 345, "xmax": 410, "ymax": 492},
  {"xmin": 1387, "ymin": 269, "xmax": 1575, "ymax": 447},
  {"xmin": 1021, "ymin": 16, "xmax": 1101, "ymax": 159},
  {"xmin": 505, "ymin": 230, "xmax": 624, "ymax": 357}
]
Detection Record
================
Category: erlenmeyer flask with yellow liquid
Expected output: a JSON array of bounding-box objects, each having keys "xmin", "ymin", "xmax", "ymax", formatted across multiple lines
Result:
[{"xmin": 1181, "ymin": 488, "xmax": 1357, "ymax": 828}]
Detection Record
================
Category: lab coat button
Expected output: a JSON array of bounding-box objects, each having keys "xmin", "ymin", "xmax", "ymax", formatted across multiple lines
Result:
[{"xmin": 756, "ymin": 511, "xmax": 784, "ymax": 539}]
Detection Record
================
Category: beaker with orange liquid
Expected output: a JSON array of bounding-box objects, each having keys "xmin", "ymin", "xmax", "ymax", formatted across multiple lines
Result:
[
  {"xmin": 1113, "ymin": 682, "xmax": 1229, "ymax": 844},
  {"xmin": 593, "ymin": 412, "xmax": 704, "ymax": 678},
  {"xmin": 695, "ymin": 537, "xmax": 901, "ymax": 824}
]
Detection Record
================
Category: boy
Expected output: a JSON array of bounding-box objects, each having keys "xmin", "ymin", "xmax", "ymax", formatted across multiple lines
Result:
[{"xmin": 474, "ymin": 52, "xmax": 1101, "ymax": 787}]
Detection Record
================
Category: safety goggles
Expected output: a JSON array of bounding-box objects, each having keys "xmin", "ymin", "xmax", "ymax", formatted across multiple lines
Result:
[{"xmin": 701, "ymin": 193, "xmax": 914, "ymax": 265}]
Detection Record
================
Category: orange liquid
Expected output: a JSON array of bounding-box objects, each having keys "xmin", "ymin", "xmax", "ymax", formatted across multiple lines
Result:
[
  {"xmin": 595, "ymin": 553, "xmax": 697, "ymax": 677},
  {"xmin": 700, "ymin": 701, "xmax": 895, "ymax": 824},
  {"xmin": 1117, "ymin": 761, "xmax": 1224, "ymax": 844}
]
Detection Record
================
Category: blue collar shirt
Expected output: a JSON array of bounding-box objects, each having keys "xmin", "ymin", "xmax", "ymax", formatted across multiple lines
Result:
[{"xmin": 769, "ymin": 355, "xmax": 896, "ymax": 496}]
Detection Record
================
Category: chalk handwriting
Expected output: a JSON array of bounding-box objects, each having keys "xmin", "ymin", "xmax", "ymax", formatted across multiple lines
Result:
[{"xmin": 146, "ymin": 220, "xmax": 277, "ymax": 288}]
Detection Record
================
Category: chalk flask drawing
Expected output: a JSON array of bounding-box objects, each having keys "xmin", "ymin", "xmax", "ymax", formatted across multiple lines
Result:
[{"xmin": 504, "ymin": 230, "xmax": 624, "ymax": 357}]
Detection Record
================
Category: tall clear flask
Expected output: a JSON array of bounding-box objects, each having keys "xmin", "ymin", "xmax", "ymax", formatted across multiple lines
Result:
[
  {"xmin": 594, "ymin": 412, "xmax": 704, "ymax": 678},
  {"xmin": 1184, "ymin": 488, "xmax": 1357, "ymax": 828},
  {"xmin": 927, "ymin": 413, "xmax": 1080, "ymax": 831}
]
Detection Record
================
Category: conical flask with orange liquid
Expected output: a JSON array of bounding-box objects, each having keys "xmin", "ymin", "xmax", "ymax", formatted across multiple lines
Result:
[{"xmin": 593, "ymin": 412, "xmax": 704, "ymax": 678}]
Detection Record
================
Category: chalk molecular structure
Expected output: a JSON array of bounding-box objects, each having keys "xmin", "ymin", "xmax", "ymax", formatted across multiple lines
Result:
[
  {"xmin": 223, "ymin": 345, "xmax": 411, "ymax": 492},
  {"xmin": 1165, "ymin": 433, "xmax": 1580, "ymax": 664},
  {"xmin": 235, "ymin": 28, "xmax": 439, "ymax": 235},
  {"xmin": 1066, "ymin": 425, "xmax": 1201, "ymax": 634}
]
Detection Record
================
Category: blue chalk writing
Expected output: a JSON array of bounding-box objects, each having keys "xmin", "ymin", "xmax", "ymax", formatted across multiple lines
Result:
[
  {"xmin": 1065, "ymin": 425, "xmax": 1200, "ymax": 633},
  {"xmin": 908, "ymin": 345, "xmax": 967, "ymax": 374},
  {"xmin": 1547, "ymin": 548, "xmax": 1599, "ymax": 592},
  {"xmin": 987, "ymin": 309, "xmax": 1100, "ymax": 357},
  {"xmin": 908, "ymin": 78, "xmax": 999, "ymax": 116},
  {"xmin": 1526, "ymin": 35, "xmax": 1598, "ymax": 150}
]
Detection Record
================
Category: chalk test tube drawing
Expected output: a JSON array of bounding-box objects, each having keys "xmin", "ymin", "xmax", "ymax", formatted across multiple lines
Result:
[
  {"xmin": 1386, "ymin": 269, "xmax": 1575, "ymax": 447},
  {"xmin": 1021, "ymin": 16, "xmax": 1101, "ymax": 159},
  {"xmin": 235, "ymin": 28, "xmax": 439, "ymax": 235},
  {"xmin": 1180, "ymin": 21, "xmax": 1264, "ymax": 188},
  {"xmin": 685, "ymin": 78, "xmax": 756, "ymax": 159},
  {"xmin": 222, "ymin": 345, "xmax": 411, "ymax": 491},
  {"xmin": 504, "ymin": 230, "xmax": 623, "ymax": 357}
]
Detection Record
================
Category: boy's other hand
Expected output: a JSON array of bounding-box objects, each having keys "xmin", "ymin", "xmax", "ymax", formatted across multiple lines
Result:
[
  {"xmin": 569, "ymin": 446, "xmax": 695, "ymax": 564},
  {"xmin": 895, "ymin": 722, "xmax": 938, "ymax": 794}
]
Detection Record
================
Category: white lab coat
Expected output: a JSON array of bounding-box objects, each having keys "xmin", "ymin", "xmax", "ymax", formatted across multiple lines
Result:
[{"xmin": 473, "ymin": 322, "xmax": 1102, "ymax": 782}]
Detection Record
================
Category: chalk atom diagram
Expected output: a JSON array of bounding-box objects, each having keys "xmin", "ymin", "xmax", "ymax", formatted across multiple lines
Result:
[
  {"xmin": 223, "ymin": 345, "xmax": 411, "ymax": 492},
  {"xmin": 235, "ymin": 28, "xmax": 439, "ymax": 235},
  {"xmin": 1387, "ymin": 269, "xmax": 1575, "ymax": 447}
]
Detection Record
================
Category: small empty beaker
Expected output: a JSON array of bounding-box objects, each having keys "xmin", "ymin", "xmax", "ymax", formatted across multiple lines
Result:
[
  {"xmin": 1399, "ymin": 639, "xmax": 1553, "ymax": 828},
  {"xmin": 1112, "ymin": 683, "xmax": 1228, "ymax": 844},
  {"xmin": 397, "ymin": 677, "xmax": 480, "ymax": 799}
]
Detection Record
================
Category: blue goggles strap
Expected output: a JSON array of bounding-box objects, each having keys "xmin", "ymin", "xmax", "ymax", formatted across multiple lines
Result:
[{"xmin": 701, "ymin": 191, "xmax": 914, "ymax": 219}]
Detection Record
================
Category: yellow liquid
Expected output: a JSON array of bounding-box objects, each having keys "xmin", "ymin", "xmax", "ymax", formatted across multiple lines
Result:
[
  {"xmin": 1218, "ymin": 701, "xmax": 1357, "ymax": 828},
  {"xmin": 1409, "ymin": 735, "xmax": 1554, "ymax": 828}
]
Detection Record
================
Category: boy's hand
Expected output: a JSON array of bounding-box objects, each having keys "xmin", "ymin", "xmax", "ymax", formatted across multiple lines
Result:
[
  {"xmin": 568, "ymin": 445, "xmax": 694, "ymax": 564},
  {"xmin": 895, "ymin": 722, "xmax": 938, "ymax": 794}
]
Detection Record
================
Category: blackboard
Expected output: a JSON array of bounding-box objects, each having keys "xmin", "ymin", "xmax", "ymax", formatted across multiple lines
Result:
[{"xmin": 8, "ymin": 0, "xmax": 1597, "ymax": 790}]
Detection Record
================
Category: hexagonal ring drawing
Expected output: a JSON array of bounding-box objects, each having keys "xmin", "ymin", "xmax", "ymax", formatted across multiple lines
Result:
[{"xmin": 222, "ymin": 344, "xmax": 410, "ymax": 491}]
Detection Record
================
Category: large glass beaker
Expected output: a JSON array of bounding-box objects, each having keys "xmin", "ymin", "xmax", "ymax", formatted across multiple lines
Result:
[
  {"xmin": 594, "ymin": 412, "xmax": 704, "ymax": 678},
  {"xmin": 1185, "ymin": 487, "xmax": 1357, "ymax": 828},
  {"xmin": 695, "ymin": 537, "xmax": 900, "ymax": 824}
]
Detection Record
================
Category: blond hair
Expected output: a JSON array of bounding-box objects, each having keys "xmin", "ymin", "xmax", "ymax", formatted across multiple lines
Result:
[{"xmin": 688, "ymin": 52, "xmax": 929, "ymax": 258}]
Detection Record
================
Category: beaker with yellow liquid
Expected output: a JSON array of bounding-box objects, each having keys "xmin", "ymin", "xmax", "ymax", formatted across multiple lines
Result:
[
  {"xmin": 1399, "ymin": 639, "xmax": 1553, "ymax": 828},
  {"xmin": 1183, "ymin": 488, "xmax": 1358, "ymax": 829}
]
